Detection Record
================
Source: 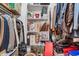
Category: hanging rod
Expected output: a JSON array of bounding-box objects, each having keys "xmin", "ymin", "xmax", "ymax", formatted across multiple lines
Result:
[
  {"xmin": 0, "ymin": 4, "xmax": 12, "ymax": 16},
  {"xmin": 0, "ymin": 7, "xmax": 12, "ymax": 17},
  {"xmin": 0, "ymin": 4, "xmax": 20, "ymax": 16}
]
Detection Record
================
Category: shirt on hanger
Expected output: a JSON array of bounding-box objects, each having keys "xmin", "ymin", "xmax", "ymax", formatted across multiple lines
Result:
[
  {"xmin": 0, "ymin": 16, "xmax": 9, "ymax": 51},
  {"xmin": 3, "ymin": 15, "xmax": 16, "ymax": 52},
  {"xmin": 0, "ymin": 16, "xmax": 4, "ymax": 49}
]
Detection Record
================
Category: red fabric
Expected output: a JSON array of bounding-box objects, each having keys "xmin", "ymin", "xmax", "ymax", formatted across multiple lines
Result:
[
  {"xmin": 63, "ymin": 46, "xmax": 78, "ymax": 55},
  {"xmin": 44, "ymin": 41, "xmax": 54, "ymax": 56}
]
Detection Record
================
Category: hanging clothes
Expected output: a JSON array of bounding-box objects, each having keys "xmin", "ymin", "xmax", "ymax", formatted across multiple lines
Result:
[
  {"xmin": 54, "ymin": 3, "xmax": 74, "ymax": 48},
  {"xmin": 72, "ymin": 3, "xmax": 79, "ymax": 38},
  {"xmin": 16, "ymin": 20, "xmax": 25, "ymax": 44},
  {"xmin": 21, "ymin": 21, "xmax": 25, "ymax": 43},
  {"xmin": 73, "ymin": 3, "xmax": 79, "ymax": 30},
  {"xmin": 0, "ymin": 16, "xmax": 9, "ymax": 51},
  {"xmin": 3, "ymin": 15, "xmax": 16, "ymax": 52},
  {"xmin": 51, "ymin": 3, "xmax": 56, "ymax": 31},
  {"xmin": 55, "ymin": 3, "xmax": 66, "ymax": 35},
  {"xmin": 55, "ymin": 3, "xmax": 61, "ymax": 28},
  {"xmin": 54, "ymin": 3, "xmax": 74, "ymax": 35},
  {"xmin": 64, "ymin": 3, "xmax": 74, "ymax": 34},
  {"xmin": 0, "ymin": 16, "xmax": 4, "ymax": 48},
  {"xmin": 58, "ymin": 3, "xmax": 67, "ymax": 30}
]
